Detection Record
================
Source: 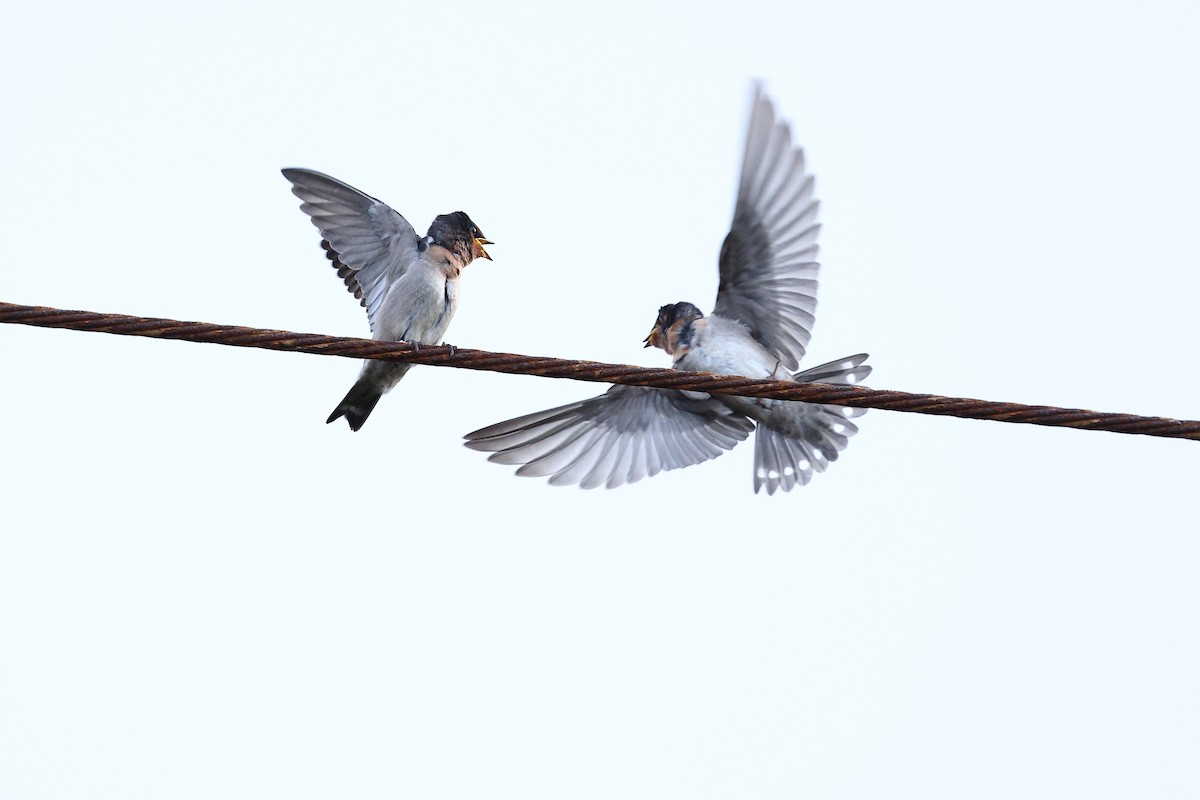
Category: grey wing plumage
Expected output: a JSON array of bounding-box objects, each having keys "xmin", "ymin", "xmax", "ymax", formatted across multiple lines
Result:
[
  {"xmin": 282, "ymin": 168, "xmax": 421, "ymax": 335},
  {"xmin": 713, "ymin": 84, "xmax": 821, "ymax": 371},
  {"xmin": 464, "ymin": 386, "xmax": 754, "ymax": 489}
]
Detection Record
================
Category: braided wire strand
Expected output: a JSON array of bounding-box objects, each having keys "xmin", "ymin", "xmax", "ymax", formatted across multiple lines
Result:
[{"xmin": 2, "ymin": 300, "xmax": 1197, "ymax": 441}]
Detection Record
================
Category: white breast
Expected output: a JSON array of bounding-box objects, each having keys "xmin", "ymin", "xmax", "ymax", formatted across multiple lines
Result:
[
  {"xmin": 374, "ymin": 258, "xmax": 458, "ymax": 344},
  {"xmin": 674, "ymin": 316, "xmax": 783, "ymax": 379}
]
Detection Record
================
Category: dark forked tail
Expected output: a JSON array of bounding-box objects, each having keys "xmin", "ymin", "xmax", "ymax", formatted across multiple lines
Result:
[{"xmin": 327, "ymin": 378, "xmax": 384, "ymax": 431}]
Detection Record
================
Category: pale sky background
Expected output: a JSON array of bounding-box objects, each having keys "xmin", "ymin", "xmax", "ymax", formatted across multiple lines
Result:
[{"xmin": 2, "ymin": 2, "xmax": 1198, "ymax": 798}]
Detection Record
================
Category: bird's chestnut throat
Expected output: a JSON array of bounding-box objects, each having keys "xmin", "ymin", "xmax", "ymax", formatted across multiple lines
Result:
[{"xmin": 664, "ymin": 316, "xmax": 706, "ymax": 357}]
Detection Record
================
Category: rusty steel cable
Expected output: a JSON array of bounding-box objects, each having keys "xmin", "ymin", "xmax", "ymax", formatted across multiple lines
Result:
[{"xmin": 2, "ymin": 300, "xmax": 1198, "ymax": 441}]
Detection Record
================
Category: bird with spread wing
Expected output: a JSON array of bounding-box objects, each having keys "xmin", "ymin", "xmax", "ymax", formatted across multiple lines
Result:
[
  {"xmin": 283, "ymin": 169, "xmax": 491, "ymax": 431},
  {"xmin": 465, "ymin": 87, "xmax": 869, "ymax": 494}
]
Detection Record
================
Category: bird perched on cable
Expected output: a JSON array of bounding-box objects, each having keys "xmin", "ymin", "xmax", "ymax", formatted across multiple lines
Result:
[
  {"xmin": 464, "ymin": 86, "xmax": 869, "ymax": 494},
  {"xmin": 282, "ymin": 168, "xmax": 491, "ymax": 431}
]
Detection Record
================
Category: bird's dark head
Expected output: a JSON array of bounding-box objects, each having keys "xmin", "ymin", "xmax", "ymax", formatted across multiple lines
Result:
[
  {"xmin": 644, "ymin": 301, "xmax": 705, "ymax": 352},
  {"xmin": 428, "ymin": 211, "xmax": 492, "ymax": 264}
]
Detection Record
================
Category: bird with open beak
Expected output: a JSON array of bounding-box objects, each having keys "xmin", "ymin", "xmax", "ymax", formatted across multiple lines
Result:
[{"xmin": 283, "ymin": 168, "xmax": 491, "ymax": 431}]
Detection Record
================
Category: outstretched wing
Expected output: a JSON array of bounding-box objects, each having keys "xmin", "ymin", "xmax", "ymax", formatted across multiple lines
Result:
[
  {"xmin": 464, "ymin": 386, "xmax": 754, "ymax": 489},
  {"xmin": 713, "ymin": 85, "xmax": 821, "ymax": 371},
  {"xmin": 282, "ymin": 168, "xmax": 421, "ymax": 335}
]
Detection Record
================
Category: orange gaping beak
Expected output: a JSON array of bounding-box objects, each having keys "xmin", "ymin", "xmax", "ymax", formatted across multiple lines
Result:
[
  {"xmin": 643, "ymin": 325, "xmax": 664, "ymax": 349},
  {"xmin": 473, "ymin": 237, "xmax": 493, "ymax": 261}
]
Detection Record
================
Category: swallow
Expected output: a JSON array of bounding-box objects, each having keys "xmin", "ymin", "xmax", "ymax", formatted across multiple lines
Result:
[
  {"xmin": 282, "ymin": 168, "xmax": 491, "ymax": 431},
  {"xmin": 463, "ymin": 86, "xmax": 869, "ymax": 494}
]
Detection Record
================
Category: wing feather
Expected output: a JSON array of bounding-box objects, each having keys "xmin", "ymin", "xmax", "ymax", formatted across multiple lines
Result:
[
  {"xmin": 713, "ymin": 86, "xmax": 822, "ymax": 371},
  {"xmin": 282, "ymin": 168, "xmax": 421, "ymax": 335},
  {"xmin": 464, "ymin": 386, "xmax": 754, "ymax": 489}
]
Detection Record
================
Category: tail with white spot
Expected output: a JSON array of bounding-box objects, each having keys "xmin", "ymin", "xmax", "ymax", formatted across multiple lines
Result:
[{"xmin": 752, "ymin": 353, "xmax": 871, "ymax": 495}]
